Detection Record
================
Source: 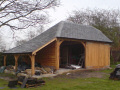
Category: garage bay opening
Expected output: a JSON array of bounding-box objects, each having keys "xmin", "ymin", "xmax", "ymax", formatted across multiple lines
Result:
[{"xmin": 60, "ymin": 41, "xmax": 85, "ymax": 69}]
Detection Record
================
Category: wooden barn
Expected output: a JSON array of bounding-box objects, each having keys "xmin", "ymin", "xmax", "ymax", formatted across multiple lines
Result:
[{"xmin": 3, "ymin": 21, "xmax": 112, "ymax": 75}]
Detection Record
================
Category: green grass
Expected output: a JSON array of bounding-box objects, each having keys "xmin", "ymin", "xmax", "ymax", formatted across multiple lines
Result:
[
  {"xmin": 0, "ymin": 63, "xmax": 120, "ymax": 90},
  {"xmin": 0, "ymin": 79, "xmax": 8, "ymax": 87},
  {"xmin": 0, "ymin": 73, "xmax": 16, "ymax": 78}
]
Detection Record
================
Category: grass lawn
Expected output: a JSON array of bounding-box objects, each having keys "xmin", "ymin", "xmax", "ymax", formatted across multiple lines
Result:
[{"xmin": 0, "ymin": 64, "xmax": 120, "ymax": 90}]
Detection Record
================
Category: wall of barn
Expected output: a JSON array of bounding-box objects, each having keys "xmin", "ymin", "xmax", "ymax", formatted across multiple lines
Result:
[
  {"xmin": 85, "ymin": 42, "xmax": 110, "ymax": 69},
  {"xmin": 36, "ymin": 41, "xmax": 56, "ymax": 69}
]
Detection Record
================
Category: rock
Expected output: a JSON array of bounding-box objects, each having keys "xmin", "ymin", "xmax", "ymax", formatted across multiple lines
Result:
[
  {"xmin": 4, "ymin": 69, "xmax": 15, "ymax": 75},
  {"xmin": 25, "ymin": 69, "xmax": 31, "ymax": 75},
  {"xmin": 43, "ymin": 67, "xmax": 52, "ymax": 73}
]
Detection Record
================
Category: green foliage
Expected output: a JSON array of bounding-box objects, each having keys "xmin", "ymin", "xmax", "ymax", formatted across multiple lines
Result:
[
  {"xmin": 6, "ymin": 55, "xmax": 15, "ymax": 66},
  {"xmin": 0, "ymin": 53, "xmax": 15, "ymax": 67},
  {"xmin": 110, "ymin": 55, "xmax": 115, "ymax": 65},
  {"xmin": 0, "ymin": 54, "xmax": 15, "ymax": 66},
  {"xmin": 93, "ymin": 25, "xmax": 120, "ymax": 47}
]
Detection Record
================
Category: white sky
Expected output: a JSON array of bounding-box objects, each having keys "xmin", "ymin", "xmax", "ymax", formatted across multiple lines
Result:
[
  {"xmin": 3, "ymin": 0, "xmax": 120, "ymax": 49},
  {"xmin": 48, "ymin": 0, "xmax": 120, "ymax": 27}
]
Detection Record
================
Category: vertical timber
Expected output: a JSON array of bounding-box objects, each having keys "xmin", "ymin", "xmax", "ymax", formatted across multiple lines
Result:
[
  {"xmin": 56, "ymin": 39, "xmax": 63, "ymax": 70},
  {"xmin": 4, "ymin": 55, "xmax": 7, "ymax": 66},
  {"xmin": 14, "ymin": 55, "xmax": 19, "ymax": 71},
  {"xmin": 29, "ymin": 55, "xmax": 35, "ymax": 75}
]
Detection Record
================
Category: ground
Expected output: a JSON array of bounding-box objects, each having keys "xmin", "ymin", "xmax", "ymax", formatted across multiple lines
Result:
[
  {"xmin": 55, "ymin": 69, "xmax": 107, "ymax": 79},
  {"xmin": 0, "ymin": 64, "xmax": 120, "ymax": 90}
]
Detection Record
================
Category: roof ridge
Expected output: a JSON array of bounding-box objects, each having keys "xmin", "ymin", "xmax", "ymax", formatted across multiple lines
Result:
[{"xmin": 56, "ymin": 21, "xmax": 64, "ymax": 37}]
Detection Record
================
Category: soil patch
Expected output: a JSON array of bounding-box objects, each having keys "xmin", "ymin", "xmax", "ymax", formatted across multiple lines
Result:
[{"xmin": 54, "ymin": 70, "xmax": 108, "ymax": 79}]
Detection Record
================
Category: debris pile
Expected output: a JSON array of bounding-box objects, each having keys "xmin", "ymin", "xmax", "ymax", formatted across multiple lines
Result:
[
  {"xmin": 4, "ymin": 65, "xmax": 15, "ymax": 74},
  {"xmin": 0, "ymin": 62, "xmax": 55, "ymax": 76},
  {"xmin": 8, "ymin": 76, "xmax": 45, "ymax": 88},
  {"xmin": 17, "ymin": 62, "xmax": 55, "ymax": 75},
  {"xmin": 18, "ymin": 66, "xmax": 55, "ymax": 76},
  {"xmin": 65, "ymin": 64, "xmax": 81, "ymax": 69},
  {"xmin": 18, "ymin": 76, "xmax": 45, "ymax": 88},
  {"xmin": 35, "ymin": 66, "xmax": 54, "ymax": 75},
  {"xmin": 109, "ymin": 64, "xmax": 120, "ymax": 80},
  {"xmin": 0, "ymin": 66, "xmax": 6, "ymax": 73}
]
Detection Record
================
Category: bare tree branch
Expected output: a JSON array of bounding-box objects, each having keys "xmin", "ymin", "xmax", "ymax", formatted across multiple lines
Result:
[{"xmin": 0, "ymin": 0, "xmax": 60, "ymax": 30}]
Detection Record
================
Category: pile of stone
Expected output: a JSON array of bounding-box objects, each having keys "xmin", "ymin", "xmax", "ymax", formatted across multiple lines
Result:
[
  {"xmin": 16, "ymin": 66, "xmax": 55, "ymax": 76},
  {"xmin": 4, "ymin": 65, "xmax": 15, "ymax": 74},
  {"xmin": 2, "ymin": 63, "xmax": 55, "ymax": 76}
]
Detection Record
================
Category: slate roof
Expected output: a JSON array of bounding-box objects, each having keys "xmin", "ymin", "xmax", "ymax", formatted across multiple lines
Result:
[{"xmin": 3, "ymin": 21, "xmax": 112, "ymax": 54}]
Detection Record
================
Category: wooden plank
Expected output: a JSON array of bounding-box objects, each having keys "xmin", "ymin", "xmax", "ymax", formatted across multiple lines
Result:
[
  {"xmin": 21, "ymin": 77, "xmax": 28, "ymax": 88},
  {"xmin": 36, "ymin": 41, "xmax": 56, "ymax": 68},
  {"xmin": 85, "ymin": 42, "xmax": 110, "ymax": 69}
]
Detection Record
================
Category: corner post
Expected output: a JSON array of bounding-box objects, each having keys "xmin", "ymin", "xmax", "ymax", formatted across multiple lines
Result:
[
  {"xmin": 4, "ymin": 55, "xmax": 7, "ymax": 66},
  {"xmin": 56, "ymin": 39, "xmax": 63, "ymax": 70}
]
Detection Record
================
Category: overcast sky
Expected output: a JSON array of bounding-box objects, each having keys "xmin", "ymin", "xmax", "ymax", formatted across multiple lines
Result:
[
  {"xmin": 48, "ymin": 0, "xmax": 120, "ymax": 27},
  {"xmin": 3, "ymin": 0, "xmax": 120, "ymax": 49}
]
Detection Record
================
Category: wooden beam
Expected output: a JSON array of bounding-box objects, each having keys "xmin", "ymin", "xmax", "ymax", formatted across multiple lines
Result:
[
  {"xmin": 32, "ymin": 38, "xmax": 56, "ymax": 55},
  {"xmin": 14, "ymin": 55, "xmax": 20, "ymax": 71},
  {"xmin": 29, "ymin": 55, "xmax": 35, "ymax": 75},
  {"xmin": 4, "ymin": 55, "xmax": 7, "ymax": 66},
  {"xmin": 58, "ymin": 38, "xmax": 86, "ymax": 48}
]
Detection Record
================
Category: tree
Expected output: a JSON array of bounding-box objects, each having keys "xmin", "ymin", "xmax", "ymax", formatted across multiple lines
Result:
[
  {"xmin": 0, "ymin": 0, "xmax": 59, "ymax": 30},
  {"xmin": 26, "ymin": 26, "xmax": 44, "ymax": 40},
  {"xmin": 68, "ymin": 9, "xmax": 120, "ymax": 47},
  {"xmin": 15, "ymin": 25, "xmax": 44, "ymax": 46}
]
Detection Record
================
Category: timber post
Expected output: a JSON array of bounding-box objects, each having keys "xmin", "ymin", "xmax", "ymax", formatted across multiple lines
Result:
[
  {"xmin": 29, "ymin": 55, "xmax": 35, "ymax": 75},
  {"xmin": 4, "ymin": 55, "xmax": 7, "ymax": 66},
  {"xmin": 14, "ymin": 55, "xmax": 19, "ymax": 71},
  {"xmin": 56, "ymin": 39, "xmax": 63, "ymax": 70}
]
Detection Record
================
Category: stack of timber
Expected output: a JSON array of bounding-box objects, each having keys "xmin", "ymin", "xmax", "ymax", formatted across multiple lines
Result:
[{"xmin": 18, "ymin": 76, "xmax": 45, "ymax": 88}]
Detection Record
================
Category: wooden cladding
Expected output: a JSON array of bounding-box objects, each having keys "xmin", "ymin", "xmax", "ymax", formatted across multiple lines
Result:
[
  {"xmin": 35, "ymin": 38, "xmax": 110, "ymax": 70},
  {"xmin": 36, "ymin": 41, "xmax": 56, "ymax": 68},
  {"xmin": 3, "ymin": 38, "xmax": 110, "ymax": 76},
  {"xmin": 85, "ymin": 42, "xmax": 110, "ymax": 69}
]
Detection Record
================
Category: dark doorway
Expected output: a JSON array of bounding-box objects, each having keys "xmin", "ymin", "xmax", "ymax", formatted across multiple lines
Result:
[{"xmin": 60, "ymin": 41, "xmax": 85, "ymax": 68}]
